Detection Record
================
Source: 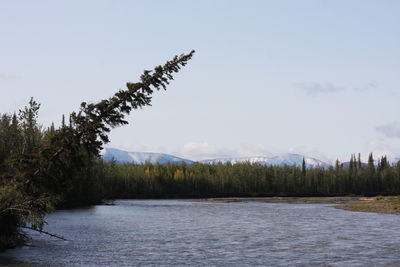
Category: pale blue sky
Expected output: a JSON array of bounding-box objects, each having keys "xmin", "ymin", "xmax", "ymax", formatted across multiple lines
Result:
[{"xmin": 1, "ymin": 0, "xmax": 399, "ymax": 162}]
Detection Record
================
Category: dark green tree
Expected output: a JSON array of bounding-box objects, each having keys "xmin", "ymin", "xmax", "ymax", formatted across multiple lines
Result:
[
  {"xmin": 301, "ymin": 157, "xmax": 306, "ymax": 176},
  {"xmin": 379, "ymin": 156, "xmax": 389, "ymax": 171},
  {"xmin": 367, "ymin": 153, "xmax": 375, "ymax": 173}
]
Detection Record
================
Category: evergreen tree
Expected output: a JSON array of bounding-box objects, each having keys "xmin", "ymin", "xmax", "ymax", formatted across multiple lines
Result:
[
  {"xmin": 379, "ymin": 156, "xmax": 389, "ymax": 171},
  {"xmin": 18, "ymin": 98, "xmax": 42, "ymax": 155},
  {"xmin": 367, "ymin": 153, "xmax": 375, "ymax": 173},
  {"xmin": 335, "ymin": 159, "xmax": 340, "ymax": 171},
  {"xmin": 349, "ymin": 154, "xmax": 354, "ymax": 171},
  {"xmin": 301, "ymin": 157, "xmax": 306, "ymax": 176}
]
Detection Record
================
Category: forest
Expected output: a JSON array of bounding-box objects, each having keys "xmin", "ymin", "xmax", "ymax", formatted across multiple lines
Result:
[
  {"xmin": 1, "ymin": 50, "xmax": 400, "ymax": 251},
  {"xmin": 97, "ymin": 155, "xmax": 400, "ymax": 199}
]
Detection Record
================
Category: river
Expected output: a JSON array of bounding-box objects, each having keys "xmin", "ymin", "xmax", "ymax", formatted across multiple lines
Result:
[{"xmin": 1, "ymin": 200, "xmax": 400, "ymax": 266}]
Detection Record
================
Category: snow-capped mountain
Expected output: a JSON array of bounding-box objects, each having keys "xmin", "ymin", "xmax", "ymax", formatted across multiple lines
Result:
[
  {"xmin": 101, "ymin": 148, "xmax": 193, "ymax": 165},
  {"xmin": 201, "ymin": 153, "xmax": 330, "ymax": 169},
  {"xmin": 265, "ymin": 153, "xmax": 330, "ymax": 168},
  {"xmin": 101, "ymin": 148, "xmax": 330, "ymax": 168}
]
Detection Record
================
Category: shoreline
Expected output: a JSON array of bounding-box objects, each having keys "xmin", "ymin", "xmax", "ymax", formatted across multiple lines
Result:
[{"xmin": 185, "ymin": 196, "xmax": 400, "ymax": 215}]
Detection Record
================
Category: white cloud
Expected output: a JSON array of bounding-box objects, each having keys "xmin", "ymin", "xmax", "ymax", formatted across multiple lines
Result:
[
  {"xmin": 174, "ymin": 142, "xmax": 277, "ymax": 161},
  {"xmin": 376, "ymin": 122, "xmax": 400, "ymax": 138},
  {"xmin": 236, "ymin": 144, "xmax": 273, "ymax": 158},
  {"xmin": 176, "ymin": 142, "xmax": 233, "ymax": 161},
  {"xmin": 366, "ymin": 139, "xmax": 398, "ymax": 161},
  {"xmin": 295, "ymin": 82, "xmax": 378, "ymax": 96}
]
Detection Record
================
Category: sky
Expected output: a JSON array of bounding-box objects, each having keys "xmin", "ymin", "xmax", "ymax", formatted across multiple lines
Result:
[{"xmin": 1, "ymin": 0, "xmax": 400, "ymax": 163}]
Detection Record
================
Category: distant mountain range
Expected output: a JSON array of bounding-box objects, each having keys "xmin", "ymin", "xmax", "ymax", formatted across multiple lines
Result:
[
  {"xmin": 101, "ymin": 148, "xmax": 331, "ymax": 169},
  {"xmin": 101, "ymin": 148, "xmax": 193, "ymax": 165},
  {"xmin": 102, "ymin": 148, "xmax": 400, "ymax": 168}
]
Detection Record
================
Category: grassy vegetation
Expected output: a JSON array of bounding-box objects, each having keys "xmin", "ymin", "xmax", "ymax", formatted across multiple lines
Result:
[{"xmin": 336, "ymin": 196, "xmax": 400, "ymax": 215}]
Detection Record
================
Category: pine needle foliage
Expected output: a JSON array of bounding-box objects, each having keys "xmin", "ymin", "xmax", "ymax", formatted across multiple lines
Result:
[{"xmin": 71, "ymin": 50, "xmax": 195, "ymax": 155}]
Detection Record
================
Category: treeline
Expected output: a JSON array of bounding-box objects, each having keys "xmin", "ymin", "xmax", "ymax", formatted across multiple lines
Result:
[{"xmin": 97, "ymin": 158, "xmax": 400, "ymax": 199}]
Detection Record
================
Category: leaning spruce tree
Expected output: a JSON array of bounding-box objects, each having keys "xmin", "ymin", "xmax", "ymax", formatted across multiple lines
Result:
[
  {"xmin": 36, "ymin": 50, "xmax": 195, "ymax": 197},
  {"xmin": 72, "ymin": 50, "xmax": 195, "ymax": 155},
  {"xmin": 0, "ymin": 50, "xmax": 195, "ymax": 250}
]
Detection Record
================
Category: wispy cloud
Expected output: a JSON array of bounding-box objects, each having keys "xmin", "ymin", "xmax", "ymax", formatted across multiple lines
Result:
[
  {"xmin": 295, "ymin": 82, "xmax": 378, "ymax": 96},
  {"xmin": 354, "ymin": 83, "xmax": 377, "ymax": 92},
  {"xmin": 176, "ymin": 142, "xmax": 234, "ymax": 161},
  {"xmin": 295, "ymin": 82, "xmax": 344, "ymax": 96},
  {"xmin": 0, "ymin": 73, "xmax": 21, "ymax": 81},
  {"xmin": 376, "ymin": 122, "xmax": 400, "ymax": 138}
]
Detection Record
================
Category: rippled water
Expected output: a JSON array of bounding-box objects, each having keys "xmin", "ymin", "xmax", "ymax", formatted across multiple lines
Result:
[{"xmin": 2, "ymin": 200, "xmax": 400, "ymax": 266}]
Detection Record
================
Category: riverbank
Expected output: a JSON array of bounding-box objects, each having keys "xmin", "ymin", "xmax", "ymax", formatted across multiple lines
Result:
[
  {"xmin": 189, "ymin": 196, "xmax": 400, "ymax": 215},
  {"xmin": 335, "ymin": 196, "xmax": 400, "ymax": 215}
]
